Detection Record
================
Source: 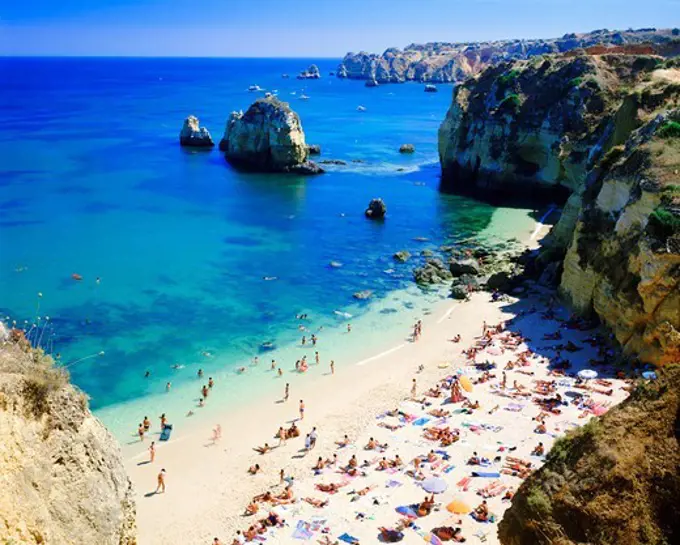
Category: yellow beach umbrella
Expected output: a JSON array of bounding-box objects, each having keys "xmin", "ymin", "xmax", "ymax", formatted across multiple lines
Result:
[
  {"xmin": 446, "ymin": 499, "xmax": 471, "ymax": 514},
  {"xmin": 459, "ymin": 375, "xmax": 473, "ymax": 392}
]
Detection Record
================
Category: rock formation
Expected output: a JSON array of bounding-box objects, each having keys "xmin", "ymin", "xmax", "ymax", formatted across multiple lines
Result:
[
  {"xmin": 498, "ymin": 365, "xmax": 680, "ymax": 545},
  {"xmin": 219, "ymin": 97, "xmax": 323, "ymax": 175},
  {"xmin": 297, "ymin": 64, "xmax": 321, "ymax": 79},
  {"xmin": 437, "ymin": 48, "xmax": 680, "ymax": 365},
  {"xmin": 365, "ymin": 198, "xmax": 386, "ymax": 219},
  {"xmin": 0, "ymin": 331, "xmax": 136, "ymax": 545},
  {"xmin": 393, "ymin": 251, "xmax": 411, "ymax": 262},
  {"xmin": 337, "ymin": 28, "xmax": 675, "ymax": 84},
  {"xmin": 399, "ymin": 144, "xmax": 415, "ymax": 153},
  {"xmin": 179, "ymin": 115, "xmax": 214, "ymax": 148},
  {"xmin": 307, "ymin": 144, "xmax": 321, "ymax": 155},
  {"xmin": 413, "ymin": 258, "xmax": 453, "ymax": 284}
]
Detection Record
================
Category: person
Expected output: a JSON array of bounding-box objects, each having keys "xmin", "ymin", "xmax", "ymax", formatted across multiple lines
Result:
[
  {"xmin": 213, "ymin": 538, "xmax": 223, "ymax": 545},
  {"xmin": 279, "ymin": 469, "xmax": 285, "ymax": 484},
  {"xmin": 165, "ymin": 382, "xmax": 171, "ymax": 392},
  {"xmin": 330, "ymin": 360, "xmax": 335, "ymax": 375},
  {"xmin": 155, "ymin": 469, "xmax": 166, "ymax": 494},
  {"xmin": 301, "ymin": 336, "xmax": 306, "ymax": 345},
  {"xmin": 144, "ymin": 370, "xmax": 151, "ymax": 378},
  {"xmin": 255, "ymin": 443, "xmax": 271, "ymax": 454},
  {"xmin": 149, "ymin": 441, "xmax": 156, "ymax": 462},
  {"xmin": 248, "ymin": 464, "xmax": 261, "ymax": 475},
  {"xmin": 309, "ymin": 427, "xmax": 317, "ymax": 449},
  {"xmin": 315, "ymin": 351, "xmax": 320, "ymax": 365},
  {"xmin": 271, "ymin": 359, "xmax": 276, "ymax": 370},
  {"xmin": 473, "ymin": 500, "xmax": 489, "ymax": 522},
  {"xmin": 208, "ymin": 377, "xmax": 214, "ymax": 388},
  {"xmin": 417, "ymin": 494, "xmax": 435, "ymax": 517},
  {"xmin": 313, "ymin": 457, "xmax": 325, "ymax": 471},
  {"xmin": 347, "ymin": 323, "xmax": 351, "ymax": 333},
  {"xmin": 277, "ymin": 426, "xmax": 287, "ymax": 446},
  {"xmin": 232, "ymin": 530, "xmax": 245, "ymax": 545},
  {"xmin": 252, "ymin": 356, "xmax": 259, "ymax": 365},
  {"xmin": 278, "ymin": 367, "xmax": 283, "ymax": 377},
  {"xmin": 143, "ymin": 416, "xmax": 151, "ymax": 432},
  {"xmin": 532, "ymin": 442, "xmax": 545, "ymax": 456},
  {"xmin": 379, "ymin": 527, "xmax": 403, "ymax": 543},
  {"xmin": 299, "ymin": 400, "xmax": 305, "ymax": 420},
  {"xmin": 202, "ymin": 384, "xmax": 209, "ymax": 399},
  {"xmin": 198, "ymin": 369, "xmax": 204, "ymax": 378},
  {"xmin": 304, "ymin": 433, "xmax": 312, "ymax": 452},
  {"xmin": 284, "ymin": 383, "xmax": 289, "ymax": 402},
  {"xmin": 336, "ymin": 434, "xmax": 350, "ymax": 447},
  {"xmin": 138, "ymin": 423, "xmax": 145, "ymax": 441},
  {"xmin": 411, "ymin": 378, "xmax": 417, "ymax": 398}
]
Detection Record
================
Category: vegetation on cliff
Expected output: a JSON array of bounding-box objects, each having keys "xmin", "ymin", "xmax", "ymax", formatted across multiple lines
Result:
[
  {"xmin": 0, "ymin": 329, "xmax": 136, "ymax": 545},
  {"xmin": 498, "ymin": 365, "xmax": 680, "ymax": 545}
]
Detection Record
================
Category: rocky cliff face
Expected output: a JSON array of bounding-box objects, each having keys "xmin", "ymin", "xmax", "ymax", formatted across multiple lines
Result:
[
  {"xmin": 219, "ymin": 97, "xmax": 322, "ymax": 174},
  {"xmin": 561, "ymin": 110, "xmax": 680, "ymax": 365},
  {"xmin": 338, "ymin": 28, "xmax": 676, "ymax": 84},
  {"xmin": 498, "ymin": 365, "xmax": 680, "ymax": 545},
  {"xmin": 437, "ymin": 50, "xmax": 680, "ymax": 367},
  {"xmin": 0, "ymin": 331, "xmax": 136, "ymax": 545},
  {"xmin": 179, "ymin": 115, "xmax": 214, "ymax": 148}
]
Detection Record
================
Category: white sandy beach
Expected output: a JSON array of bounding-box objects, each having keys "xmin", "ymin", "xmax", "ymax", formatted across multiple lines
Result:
[{"xmin": 123, "ymin": 217, "xmax": 630, "ymax": 545}]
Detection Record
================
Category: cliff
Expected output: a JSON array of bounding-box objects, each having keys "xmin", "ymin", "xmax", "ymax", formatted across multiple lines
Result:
[
  {"xmin": 219, "ymin": 96, "xmax": 322, "ymax": 174},
  {"xmin": 0, "ymin": 329, "xmax": 136, "ymax": 545},
  {"xmin": 437, "ymin": 50, "xmax": 679, "ymax": 367},
  {"xmin": 498, "ymin": 365, "xmax": 680, "ymax": 545},
  {"xmin": 338, "ymin": 28, "xmax": 677, "ymax": 84}
]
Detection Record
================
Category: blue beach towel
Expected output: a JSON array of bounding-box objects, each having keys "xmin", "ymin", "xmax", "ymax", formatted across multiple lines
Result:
[
  {"xmin": 292, "ymin": 521, "xmax": 313, "ymax": 540},
  {"xmin": 338, "ymin": 533, "xmax": 360, "ymax": 544},
  {"xmin": 471, "ymin": 471, "xmax": 500, "ymax": 478},
  {"xmin": 396, "ymin": 505, "xmax": 419, "ymax": 518},
  {"xmin": 413, "ymin": 417, "xmax": 430, "ymax": 426},
  {"xmin": 443, "ymin": 465, "xmax": 456, "ymax": 474},
  {"xmin": 159, "ymin": 424, "xmax": 172, "ymax": 441}
]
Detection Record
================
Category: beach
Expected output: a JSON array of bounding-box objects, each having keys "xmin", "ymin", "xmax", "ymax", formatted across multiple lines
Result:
[{"xmin": 123, "ymin": 226, "xmax": 629, "ymax": 545}]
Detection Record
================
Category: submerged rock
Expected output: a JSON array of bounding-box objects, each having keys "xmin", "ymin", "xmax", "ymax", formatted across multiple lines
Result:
[
  {"xmin": 353, "ymin": 290, "xmax": 373, "ymax": 300},
  {"xmin": 449, "ymin": 258, "xmax": 481, "ymax": 276},
  {"xmin": 179, "ymin": 115, "xmax": 214, "ymax": 148},
  {"xmin": 307, "ymin": 144, "xmax": 321, "ymax": 155},
  {"xmin": 393, "ymin": 250, "xmax": 411, "ymax": 262},
  {"xmin": 365, "ymin": 198, "xmax": 387, "ymax": 219},
  {"xmin": 219, "ymin": 97, "xmax": 322, "ymax": 174},
  {"xmin": 413, "ymin": 258, "xmax": 453, "ymax": 285},
  {"xmin": 319, "ymin": 159, "xmax": 348, "ymax": 165},
  {"xmin": 399, "ymin": 144, "xmax": 415, "ymax": 154}
]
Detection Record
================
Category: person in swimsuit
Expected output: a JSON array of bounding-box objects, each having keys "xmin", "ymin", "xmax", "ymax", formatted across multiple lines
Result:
[
  {"xmin": 143, "ymin": 416, "xmax": 151, "ymax": 432},
  {"xmin": 149, "ymin": 441, "xmax": 155, "ymax": 462},
  {"xmin": 155, "ymin": 469, "xmax": 166, "ymax": 493},
  {"xmin": 138, "ymin": 424, "xmax": 145, "ymax": 441},
  {"xmin": 330, "ymin": 360, "xmax": 335, "ymax": 375},
  {"xmin": 299, "ymin": 400, "xmax": 305, "ymax": 420}
]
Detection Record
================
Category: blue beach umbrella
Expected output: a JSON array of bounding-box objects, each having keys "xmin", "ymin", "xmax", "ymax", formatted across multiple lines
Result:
[{"xmin": 421, "ymin": 477, "xmax": 448, "ymax": 494}]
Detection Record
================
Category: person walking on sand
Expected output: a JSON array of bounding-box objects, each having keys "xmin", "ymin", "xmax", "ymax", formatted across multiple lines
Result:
[
  {"xmin": 299, "ymin": 400, "xmax": 305, "ymax": 420},
  {"xmin": 149, "ymin": 441, "xmax": 156, "ymax": 462},
  {"xmin": 280, "ymin": 469, "xmax": 285, "ymax": 484},
  {"xmin": 330, "ymin": 360, "xmax": 335, "ymax": 375},
  {"xmin": 411, "ymin": 378, "xmax": 417, "ymax": 398},
  {"xmin": 155, "ymin": 469, "xmax": 166, "ymax": 494},
  {"xmin": 309, "ymin": 427, "xmax": 318, "ymax": 449},
  {"xmin": 304, "ymin": 433, "xmax": 311, "ymax": 453},
  {"xmin": 284, "ymin": 383, "xmax": 290, "ymax": 401},
  {"xmin": 315, "ymin": 351, "xmax": 320, "ymax": 365},
  {"xmin": 278, "ymin": 367, "xmax": 283, "ymax": 377}
]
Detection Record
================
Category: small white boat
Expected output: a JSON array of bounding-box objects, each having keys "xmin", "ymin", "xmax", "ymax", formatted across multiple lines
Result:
[
  {"xmin": 248, "ymin": 85, "xmax": 263, "ymax": 92},
  {"xmin": 356, "ymin": 105, "xmax": 367, "ymax": 112},
  {"xmin": 300, "ymin": 94, "xmax": 310, "ymax": 100}
]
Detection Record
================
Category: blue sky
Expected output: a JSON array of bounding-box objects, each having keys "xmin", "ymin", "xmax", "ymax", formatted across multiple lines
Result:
[{"xmin": 1, "ymin": 0, "xmax": 678, "ymax": 57}]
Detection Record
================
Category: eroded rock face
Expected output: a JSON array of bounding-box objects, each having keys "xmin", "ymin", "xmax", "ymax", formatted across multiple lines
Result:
[
  {"xmin": 0, "ymin": 337, "xmax": 136, "ymax": 545},
  {"xmin": 560, "ymin": 111, "xmax": 680, "ymax": 366},
  {"xmin": 179, "ymin": 115, "xmax": 214, "ymax": 147},
  {"xmin": 414, "ymin": 258, "xmax": 453, "ymax": 285},
  {"xmin": 337, "ymin": 28, "xmax": 673, "ymax": 84},
  {"xmin": 219, "ymin": 97, "xmax": 322, "ymax": 174},
  {"xmin": 365, "ymin": 198, "xmax": 387, "ymax": 219}
]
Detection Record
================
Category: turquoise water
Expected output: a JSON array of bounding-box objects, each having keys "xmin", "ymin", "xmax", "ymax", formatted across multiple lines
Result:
[{"xmin": 0, "ymin": 58, "xmax": 538, "ymax": 438}]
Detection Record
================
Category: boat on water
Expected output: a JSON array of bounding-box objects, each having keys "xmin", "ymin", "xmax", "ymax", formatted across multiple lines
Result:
[
  {"xmin": 248, "ymin": 85, "xmax": 263, "ymax": 92},
  {"xmin": 424, "ymin": 84, "xmax": 438, "ymax": 93},
  {"xmin": 300, "ymin": 94, "xmax": 310, "ymax": 100},
  {"xmin": 356, "ymin": 105, "xmax": 367, "ymax": 112}
]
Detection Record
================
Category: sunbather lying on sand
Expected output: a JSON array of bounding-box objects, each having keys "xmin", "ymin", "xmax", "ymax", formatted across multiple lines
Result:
[
  {"xmin": 379, "ymin": 527, "xmax": 404, "ymax": 543},
  {"xmin": 272, "ymin": 485, "xmax": 294, "ymax": 505},
  {"xmin": 304, "ymin": 497, "xmax": 329, "ymax": 508},
  {"xmin": 432, "ymin": 526, "xmax": 466, "ymax": 542},
  {"xmin": 252, "ymin": 491, "xmax": 273, "ymax": 503},
  {"xmin": 248, "ymin": 464, "xmax": 261, "ymax": 475},
  {"xmin": 428, "ymin": 408, "xmax": 450, "ymax": 418},
  {"xmin": 254, "ymin": 443, "xmax": 271, "ymax": 454}
]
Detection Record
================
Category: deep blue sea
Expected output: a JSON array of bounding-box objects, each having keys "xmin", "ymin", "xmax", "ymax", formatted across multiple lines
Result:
[{"xmin": 0, "ymin": 57, "xmax": 538, "ymax": 437}]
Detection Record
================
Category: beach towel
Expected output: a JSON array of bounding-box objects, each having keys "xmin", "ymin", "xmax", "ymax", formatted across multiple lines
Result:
[
  {"xmin": 338, "ymin": 533, "xmax": 360, "ymax": 544},
  {"xmin": 472, "ymin": 471, "xmax": 501, "ymax": 478},
  {"xmin": 396, "ymin": 505, "xmax": 419, "ymax": 519},
  {"xmin": 443, "ymin": 465, "xmax": 456, "ymax": 474},
  {"xmin": 504, "ymin": 403, "xmax": 525, "ymax": 412},
  {"xmin": 159, "ymin": 425, "xmax": 172, "ymax": 441},
  {"xmin": 413, "ymin": 417, "xmax": 430, "ymax": 426},
  {"xmin": 292, "ymin": 521, "xmax": 313, "ymax": 540},
  {"xmin": 385, "ymin": 479, "xmax": 403, "ymax": 488}
]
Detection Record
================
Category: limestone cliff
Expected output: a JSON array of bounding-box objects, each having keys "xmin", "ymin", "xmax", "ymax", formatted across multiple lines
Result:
[
  {"xmin": 219, "ymin": 96, "xmax": 322, "ymax": 174},
  {"xmin": 0, "ymin": 330, "xmax": 136, "ymax": 545},
  {"xmin": 561, "ymin": 111, "xmax": 680, "ymax": 365},
  {"xmin": 498, "ymin": 365, "xmax": 680, "ymax": 545},
  {"xmin": 338, "ymin": 28, "xmax": 675, "ymax": 84}
]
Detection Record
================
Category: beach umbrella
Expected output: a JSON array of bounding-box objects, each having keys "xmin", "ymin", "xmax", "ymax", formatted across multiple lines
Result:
[
  {"xmin": 446, "ymin": 499, "xmax": 470, "ymax": 514},
  {"xmin": 642, "ymin": 371, "xmax": 657, "ymax": 380},
  {"xmin": 459, "ymin": 376, "xmax": 473, "ymax": 393},
  {"xmin": 578, "ymin": 369, "xmax": 598, "ymax": 380},
  {"xmin": 421, "ymin": 477, "xmax": 448, "ymax": 494}
]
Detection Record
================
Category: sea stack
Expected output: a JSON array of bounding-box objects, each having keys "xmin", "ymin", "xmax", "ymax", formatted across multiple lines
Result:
[
  {"xmin": 219, "ymin": 96, "xmax": 324, "ymax": 175},
  {"xmin": 297, "ymin": 64, "xmax": 321, "ymax": 79},
  {"xmin": 365, "ymin": 198, "xmax": 386, "ymax": 219},
  {"xmin": 179, "ymin": 115, "xmax": 214, "ymax": 148}
]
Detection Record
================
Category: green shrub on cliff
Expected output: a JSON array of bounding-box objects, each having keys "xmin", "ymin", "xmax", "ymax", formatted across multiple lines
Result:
[
  {"xmin": 657, "ymin": 121, "xmax": 680, "ymax": 139},
  {"xmin": 498, "ymin": 93, "xmax": 522, "ymax": 115},
  {"xmin": 647, "ymin": 206, "xmax": 680, "ymax": 241}
]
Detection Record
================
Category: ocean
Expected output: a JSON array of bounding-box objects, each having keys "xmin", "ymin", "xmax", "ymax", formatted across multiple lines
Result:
[{"xmin": 0, "ymin": 57, "xmax": 539, "ymax": 438}]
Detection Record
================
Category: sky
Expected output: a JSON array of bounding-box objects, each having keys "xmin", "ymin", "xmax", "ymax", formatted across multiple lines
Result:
[{"xmin": 1, "ymin": 0, "xmax": 679, "ymax": 57}]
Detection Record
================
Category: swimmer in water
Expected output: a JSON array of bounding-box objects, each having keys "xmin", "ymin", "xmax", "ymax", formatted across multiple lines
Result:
[
  {"xmin": 237, "ymin": 367, "xmax": 247, "ymax": 374},
  {"xmin": 198, "ymin": 369, "xmax": 204, "ymax": 378},
  {"xmin": 165, "ymin": 382, "xmax": 171, "ymax": 392},
  {"xmin": 271, "ymin": 359, "xmax": 276, "ymax": 370},
  {"xmin": 278, "ymin": 367, "xmax": 283, "ymax": 377},
  {"xmin": 347, "ymin": 323, "xmax": 352, "ymax": 333},
  {"xmin": 144, "ymin": 370, "xmax": 151, "ymax": 378}
]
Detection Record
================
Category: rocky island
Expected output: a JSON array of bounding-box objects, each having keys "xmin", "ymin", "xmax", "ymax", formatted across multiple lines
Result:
[
  {"xmin": 179, "ymin": 115, "xmax": 214, "ymax": 148},
  {"xmin": 219, "ymin": 96, "xmax": 323, "ymax": 175},
  {"xmin": 0, "ymin": 327, "xmax": 136, "ymax": 544},
  {"xmin": 337, "ymin": 28, "xmax": 676, "ymax": 84}
]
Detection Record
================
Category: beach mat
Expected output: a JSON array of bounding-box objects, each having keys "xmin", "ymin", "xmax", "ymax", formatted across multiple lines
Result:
[
  {"xmin": 338, "ymin": 533, "xmax": 360, "ymax": 544},
  {"xmin": 472, "ymin": 471, "xmax": 500, "ymax": 478}
]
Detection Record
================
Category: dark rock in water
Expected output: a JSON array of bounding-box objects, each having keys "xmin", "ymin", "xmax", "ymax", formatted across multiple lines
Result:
[
  {"xmin": 259, "ymin": 342, "xmax": 276, "ymax": 352},
  {"xmin": 365, "ymin": 198, "xmax": 386, "ymax": 219},
  {"xmin": 353, "ymin": 290, "xmax": 373, "ymax": 300},
  {"xmin": 424, "ymin": 84, "xmax": 438, "ymax": 93},
  {"xmin": 420, "ymin": 249, "xmax": 434, "ymax": 257},
  {"xmin": 413, "ymin": 258, "xmax": 453, "ymax": 285},
  {"xmin": 365, "ymin": 78, "xmax": 379, "ymax": 87},
  {"xmin": 319, "ymin": 159, "xmax": 348, "ymax": 165},
  {"xmin": 351, "ymin": 159, "xmax": 366, "ymax": 163},
  {"xmin": 380, "ymin": 307, "xmax": 398, "ymax": 314},
  {"xmin": 396, "ymin": 168, "xmax": 406, "ymax": 172},
  {"xmin": 329, "ymin": 71, "xmax": 336, "ymax": 76},
  {"xmin": 449, "ymin": 258, "xmax": 481, "ymax": 277},
  {"xmin": 393, "ymin": 251, "xmax": 411, "ymax": 262},
  {"xmin": 179, "ymin": 115, "xmax": 214, "ymax": 148},
  {"xmin": 451, "ymin": 284, "xmax": 469, "ymax": 300},
  {"xmin": 297, "ymin": 64, "xmax": 321, "ymax": 79},
  {"xmin": 307, "ymin": 144, "xmax": 321, "ymax": 155},
  {"xmin": 285, "ymin": 161, "xmax": 325, "ymax": 175},
  {"xmin": 399, "ymin": 144, "xmax": 415, "ymax": 153}
]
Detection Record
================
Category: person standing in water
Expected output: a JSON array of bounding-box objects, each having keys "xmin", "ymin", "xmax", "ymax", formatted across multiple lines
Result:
[
  {"xmin": 284, "ymin": 383, "xmax": 290, "ymax": 402},
  {"xmin": 155, "ymin": 469, "xmax": 166, "ymax": 494},
  {"xmin": 271, "ymin": 359, "xmax": 276, "ymax": 371},
  {"xmin": 138, "ymin": 423, "xmax": 145, "ymax": 442},
  {"xmin": 347, "ymin": 323, "xmax": 351, "ymax": 333}
]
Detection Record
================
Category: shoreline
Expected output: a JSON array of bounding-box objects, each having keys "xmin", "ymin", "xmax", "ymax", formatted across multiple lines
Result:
[{"xmin": 122, "ymin": 207, "xmax": 584, "ymax": 545}]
